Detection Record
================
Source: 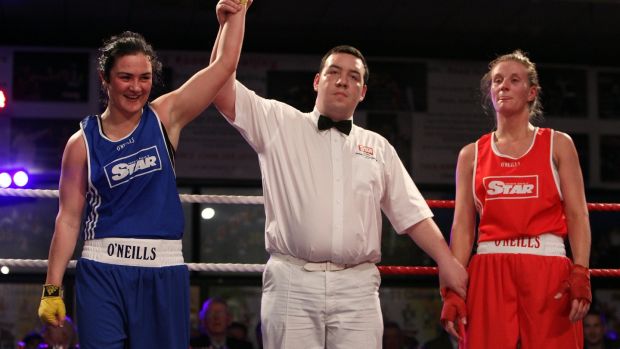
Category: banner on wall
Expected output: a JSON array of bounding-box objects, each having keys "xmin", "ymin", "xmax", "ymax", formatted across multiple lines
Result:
[
  {"xmin": 1, "ymin": 48, "xmax": 618, "ymax": 186},
  {"xmin": 411, "ymin": 60, "xmax": 492, "ymax": 184},
  {"xmin": 175, "ymin": 109, "xmax": 261, "ymax": 180},
  {"xmin": 165, "ymin": 52, "xmax": 288, "ymax": 181}
]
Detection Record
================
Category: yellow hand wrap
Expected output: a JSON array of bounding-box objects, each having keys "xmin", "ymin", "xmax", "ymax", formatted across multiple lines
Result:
[
  {"xmin": 38, "ymin": 284, "xmax": 66, "ymax": 326},
  {"xmin": 238, "ymin": 0, "xmax": 248, "ymax": 6}
]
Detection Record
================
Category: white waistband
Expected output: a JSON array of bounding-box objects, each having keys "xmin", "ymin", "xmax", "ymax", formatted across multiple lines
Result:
[
  {"xmin": 82, "ymin": 237, "xmax": 184, "ymax": 267},
  {"xmin": 477, "ymin": 233, "xmax": 566, "ymax": 257},
  {"xmin": 270, "ymin": 253, "xmax": 368, "ymax": 272}
]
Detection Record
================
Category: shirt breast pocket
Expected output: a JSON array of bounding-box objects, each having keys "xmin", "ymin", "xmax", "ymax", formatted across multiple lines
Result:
[{"xmin": 351, "ymin": 153, "xmax": 383, "ymax": 200}]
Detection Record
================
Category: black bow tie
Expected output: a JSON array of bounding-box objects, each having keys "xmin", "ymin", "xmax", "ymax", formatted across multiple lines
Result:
[{"xmin": 317, "ymin": 115, "xmax": 352, "ymax": 135}]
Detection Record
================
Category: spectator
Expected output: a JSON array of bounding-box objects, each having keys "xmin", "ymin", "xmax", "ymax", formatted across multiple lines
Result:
[
  {"xmin": 584, "ymin": 310, "xmax": 620, "ymax": 349},
  {"xmin": 190, "ymin": 297, "xmax": 253, "ymax": 349},
  {"xmin": 41, "ymin": 315, "xmax": 78, "ymax": 349}
]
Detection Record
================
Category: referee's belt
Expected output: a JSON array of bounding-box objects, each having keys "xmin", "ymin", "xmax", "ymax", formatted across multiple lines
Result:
[{"xmin": 271, "ymin": 253, "xmax": 366, "ymax": 272}]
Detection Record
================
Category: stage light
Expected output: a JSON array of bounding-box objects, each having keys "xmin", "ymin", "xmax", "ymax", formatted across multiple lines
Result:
[
  {"xmin": 0, "ymin": 266, "xmax": 8, "ymax": 275},
  {"xmin": 13, "ymin": 170, "xmax": 29, "ymax": 187},
  {"xmin": 0, "ymin": 169, "xmax": 30, "ymax": 188},
  {"xmin": 0, "ymin": 89, "xmax": 6, "ymax": 109},
  {"xmin": 201, "ymin": 207, "xmax": 216, "ymax": 220},
  {"xmin": 0, "ymin": 172, "xmax": 11, "ymax": 188}
]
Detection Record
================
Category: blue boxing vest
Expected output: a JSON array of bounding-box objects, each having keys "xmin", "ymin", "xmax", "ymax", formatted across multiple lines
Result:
[{"xmin": 80, "ymin": 105, "xmax": 184, "ymax": 240}]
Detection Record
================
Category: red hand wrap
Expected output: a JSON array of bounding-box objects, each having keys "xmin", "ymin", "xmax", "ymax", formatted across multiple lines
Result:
[
  {"xmin": 565, "ymin": 264, "xmax": 592, "ymax": 304},
  {"xmin": 440, "ymin": 287, "xmax": 467, "ymax": 327}
]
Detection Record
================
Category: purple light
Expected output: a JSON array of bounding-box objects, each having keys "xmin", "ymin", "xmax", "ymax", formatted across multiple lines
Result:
[
  {"xmin": 0, "ymin": 90, "xmax": 6, "ymax": 108},
  {"xmin": 0, "ymin": 172, "xmax": 11, "ymax": 188},
  {"xmin": 13, "ymin": 170, "xmax": 29, "ymax": 187}
]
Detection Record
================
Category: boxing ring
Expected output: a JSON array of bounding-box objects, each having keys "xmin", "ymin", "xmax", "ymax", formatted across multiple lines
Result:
[{"xmin": 1, "ymin": 187, "xmax": 619, "ymax": 278}]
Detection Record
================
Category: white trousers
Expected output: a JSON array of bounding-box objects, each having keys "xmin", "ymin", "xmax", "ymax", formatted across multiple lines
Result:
[{"xmin": 261, "ymin": 254, "xmax": 383, "ymax": 349}]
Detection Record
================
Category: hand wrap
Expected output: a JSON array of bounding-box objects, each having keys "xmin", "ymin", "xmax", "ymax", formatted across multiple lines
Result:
[
  {"xmin": 440, "ymin": 287, "xmax": 467, "ymax": 327},
  {"xmin": 38, "ymin": 284, "xmax": 66, "ymax": 325},
  {"xmin": 558, "ymin": 264, "xmax": 592, "ymax": 304}
]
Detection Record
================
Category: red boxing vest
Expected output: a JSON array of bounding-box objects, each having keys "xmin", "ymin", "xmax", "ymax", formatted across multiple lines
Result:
[{"xmin": 474, "ymin": 127, "xmax": 568, "ymax": 242}]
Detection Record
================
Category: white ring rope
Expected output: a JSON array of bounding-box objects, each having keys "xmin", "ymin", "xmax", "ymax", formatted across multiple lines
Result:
[
  {"xmin": 0, "ymin": 259, "xmax": 266, "ymax": 273},
  {"xmin": 1, "ymin": 189, "xmax": 265, "ymax": 272},
  {"xmin": 0, "ymin": 188, "xmax": 264, "ymax": 204}
]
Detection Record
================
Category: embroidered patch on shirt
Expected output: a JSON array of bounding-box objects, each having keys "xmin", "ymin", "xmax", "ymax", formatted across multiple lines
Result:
[
  {"xmin": 104, "ymin": 146, "xmax": 163, "ymax": 188},
  {"xmin": 354, "ymin": 144, "xmax": 375, "ymax": 158},
  {"xmin": 483, "ymin": 175, "xmax": 539, "ymax": 200},
  {"xmin": 354, "ymin": 144, "xmax": 377, "ymax": 161}
]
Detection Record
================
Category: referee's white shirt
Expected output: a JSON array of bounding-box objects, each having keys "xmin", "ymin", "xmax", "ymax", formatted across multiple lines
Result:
[{"xmin": 229, "ymin": 81, "xmax": 433, "ymax": 265}]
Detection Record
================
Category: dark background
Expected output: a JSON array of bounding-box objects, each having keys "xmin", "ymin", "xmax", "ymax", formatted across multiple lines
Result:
[
  {"xmin": 2, "ymin": 1, "xmax": 620, "ymax": 347},
  {"xmin": 2, "ymin": 0, "xmax": 620, "ymax": 66}
]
